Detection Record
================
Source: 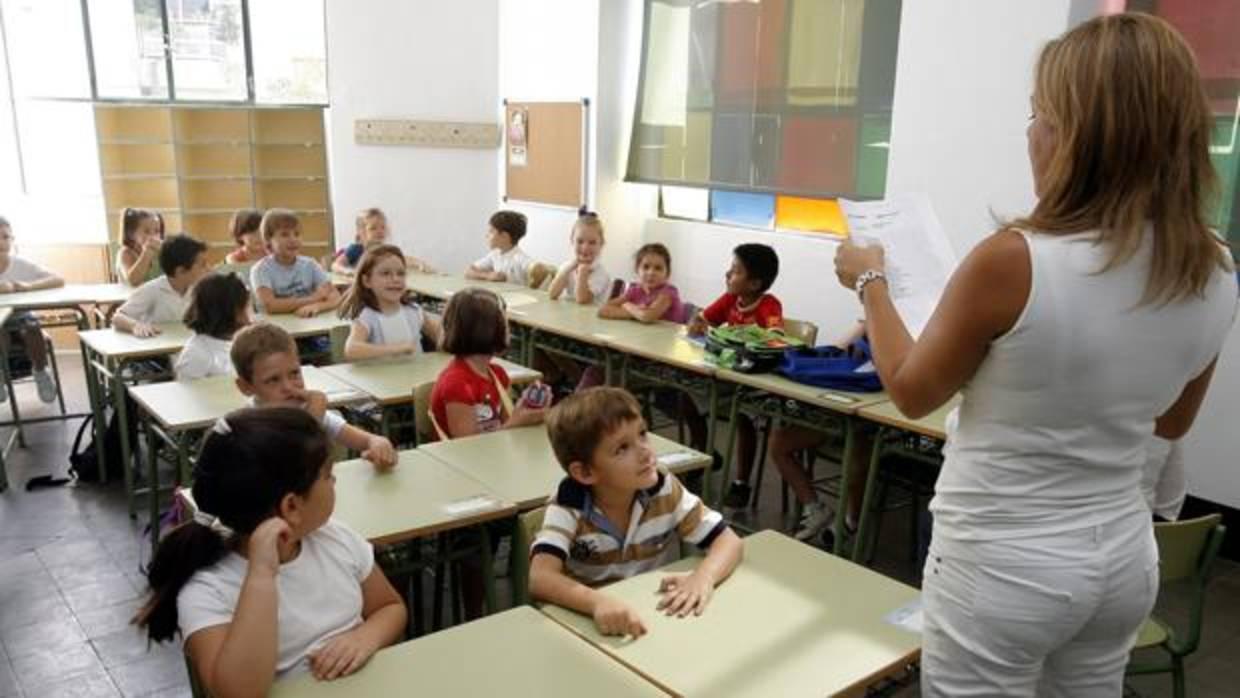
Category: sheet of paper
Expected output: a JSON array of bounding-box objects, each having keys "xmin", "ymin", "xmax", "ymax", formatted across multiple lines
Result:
[
  {"xmin": 840, "ymin": 194, "xmax": 957, "ymax": 339},
  {"xmin": 442, "ymin": 495, "xmax": 502, "ymax": 517}
]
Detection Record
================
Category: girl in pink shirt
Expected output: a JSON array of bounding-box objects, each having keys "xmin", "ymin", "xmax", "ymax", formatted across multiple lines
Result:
[{"xmin": 599, "ymin": 243, "xmax": 687, "ymax": 323}]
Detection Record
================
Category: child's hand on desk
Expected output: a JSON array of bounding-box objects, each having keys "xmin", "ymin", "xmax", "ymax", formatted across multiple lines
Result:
[
  {"xmin": 295, "ymin": 303, "xmax": 321, "ymax": 318},
  {"xmin": 657, "ymin": 571, "xmax": 715, "ymax": 618},
  {"xmin": 308, "ymin": 628, "xmax": 380, "ymax": 681},
  {"xmin": 362, "ymin": 436, "xmax": 397, "ymax": 470},
  {"xmin": 507, "ymin": 404, "xmax": 546, "ymax": 428},
  {"xmin": 133, "ymin": 322, "xmax": 161, "ymax": 338},
  {"xmin": 593, "ymin": 596, "xmax": 647, "ymax": 638}
]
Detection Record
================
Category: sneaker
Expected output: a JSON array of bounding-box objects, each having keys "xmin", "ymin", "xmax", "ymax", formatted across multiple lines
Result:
[
  {"xmin": 793, "ymin": 501, "xmax": 833, "ymax": 542},
  {"xmin": 723, "ymin": 481, "xmax": 751, "ymax": 509},
  {"xmin": 818, "ymin": 519, "xmax": 857, "ymax": 552},
  {"xmin": 34, "ymin": 368, "xmax": 56, "ymax": 404}
]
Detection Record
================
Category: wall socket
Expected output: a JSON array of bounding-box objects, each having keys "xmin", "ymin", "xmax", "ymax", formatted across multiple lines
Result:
[{"xmin": 354, "ymin": 119, "xmax": 500, "ymax": 148}]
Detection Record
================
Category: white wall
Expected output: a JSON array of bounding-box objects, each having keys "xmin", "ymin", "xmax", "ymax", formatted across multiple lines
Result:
[{"xmin": 324, "ymin": 0, "xmax": 499, "ymax": 273}]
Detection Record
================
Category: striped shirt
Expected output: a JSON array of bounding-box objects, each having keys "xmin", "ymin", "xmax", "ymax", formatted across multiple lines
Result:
[{"xmin": 531, "ymin": 471, "xmax": 727, "ymax": 585}]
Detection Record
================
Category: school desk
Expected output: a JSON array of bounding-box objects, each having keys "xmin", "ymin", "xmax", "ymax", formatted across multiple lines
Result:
[
  {"xmin": 541, "ymin": 530, "xmax": 920, "ymax": 698},
  {"xmin": 319, "ymin": 353, "xmax": 540, "ymax": 443},
  {"xmin": 77, "ymin": 313, "xmax": 351, "ymax": 504},
  {"xmin": 128, "ymin": 366, "xmax": 366, "ymax": 549},
  {"xmin": 419, "ymin": 424, "xmax": 712, "ymax": 604},
  {"xmin": 268, "ymin": 606, "xmax": 671, "ymax": 697},
  {"xmin": 505, "ymin": 299, "xmax": 662, "ymax": 384}
]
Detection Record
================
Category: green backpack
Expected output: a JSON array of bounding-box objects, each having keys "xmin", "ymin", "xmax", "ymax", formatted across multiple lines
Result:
[{"xmin": 704, "ymin": 324, "xmax": 805, "ymax": 373}]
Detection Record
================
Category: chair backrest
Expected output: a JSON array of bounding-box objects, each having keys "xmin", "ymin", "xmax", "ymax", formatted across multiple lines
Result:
[
  {"xmin": 413, "ymin": 381, "xmax": 435, "ymax": 445},
  {"xmin": 214, "ymin": 262, "xmax": 255, "ymax": 289},
  {"xmin": 1154, "ymin": 514, "xmax": 1225, "ymax": 655},
  {"xmin": 516, "ymin": 506, "xmax": 547, "ymax": 557},
  {"xmin": 527, "ymin": 262, "xmax": 555, "ymax": 290},
  {"xmin": 783, "ymin": 317, "xmax": 818, "ymax": 345},
  {"xmin": 608, "ymin": 277, "xmax": 626, "ymax": 300},
  {"xmin": 1155, "ymin": 513, "xmax": 1224, "ymax": 583}
]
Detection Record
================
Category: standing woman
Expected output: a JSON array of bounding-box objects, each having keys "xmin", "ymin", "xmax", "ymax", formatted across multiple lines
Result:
[{"xmin": 834, "ymin": 13, "xmax": 1236, "ymax": 697}]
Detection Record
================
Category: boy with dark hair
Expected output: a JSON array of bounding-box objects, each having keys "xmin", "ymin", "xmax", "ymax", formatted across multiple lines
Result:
[
  {"xmin": 466, "ymin": 210, "xmax": 533, "ymax": 285},
  {"xmin": 114, "ymin": 234, "xmax": 210, "ymax": 337}
]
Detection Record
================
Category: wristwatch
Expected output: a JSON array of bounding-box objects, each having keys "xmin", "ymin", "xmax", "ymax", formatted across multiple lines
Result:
[{"xmin": 854, "ymin": 269, "xmax": 887, "ymax": 299}]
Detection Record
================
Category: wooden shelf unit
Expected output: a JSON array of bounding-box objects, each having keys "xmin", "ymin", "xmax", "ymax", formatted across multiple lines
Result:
[{"xmin": 95, "ymin": 104, "xmax": 333, "ymax": 266}]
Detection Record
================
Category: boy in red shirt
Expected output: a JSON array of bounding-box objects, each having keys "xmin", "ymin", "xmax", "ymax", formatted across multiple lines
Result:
[{"xmin": 687, "ymin": 243, "xmax": 782, "ymax": 508}]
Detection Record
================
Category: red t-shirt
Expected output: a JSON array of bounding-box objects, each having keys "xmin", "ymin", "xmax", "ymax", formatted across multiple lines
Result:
[
  {"xmin": 429, "ymin": 358, "xmax": 512, "ymax": 439},
  {"xmin": 701, "ymin": 292, "xmax": 783, "ymax": 329}
]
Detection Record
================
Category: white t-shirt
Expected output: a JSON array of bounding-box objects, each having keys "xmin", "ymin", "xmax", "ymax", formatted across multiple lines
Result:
[
  {"xmin": 177, "ymin": 519, "xmax": 373, "ymax": 678},
  {"xmin": 473, "ymin": 247, "xmax": 533, "ymax": 286},
  {"xmin": 0, "ymin": 256, "xmax": 54, "ymax": 284},
  {"xmin": 356, "ymin": 304, "xmax": 423, "ymax": 352},
  {"xmin": 116, "ymin": 275, "xmax": 189, "ymax": 325},
  {"xmin": 174, "ymin": 334, "xmax": 235, "ymax": 381},
  {"xmin": 557, "ymin": 260, "xmax": 611, "ymax": 305},
  {"xmin": 246, "ymin": 397, "xmax": 348, "ymax": 440}
]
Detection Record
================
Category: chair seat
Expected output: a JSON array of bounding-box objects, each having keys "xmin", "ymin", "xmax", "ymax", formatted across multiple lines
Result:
[{"xmin": 1133, "ymin": 617, "xmax": 1169, "ymax": 649}]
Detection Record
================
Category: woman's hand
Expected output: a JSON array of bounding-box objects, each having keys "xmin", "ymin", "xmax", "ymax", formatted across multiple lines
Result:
[{"xmin": 833, "ymin": 241, "xmax": 886, "ymax": 290}]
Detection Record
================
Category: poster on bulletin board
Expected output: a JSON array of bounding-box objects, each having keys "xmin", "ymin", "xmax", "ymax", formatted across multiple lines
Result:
[{"xmin": 503, "ymin": 100, "xmax": 588, "ymax": 209}]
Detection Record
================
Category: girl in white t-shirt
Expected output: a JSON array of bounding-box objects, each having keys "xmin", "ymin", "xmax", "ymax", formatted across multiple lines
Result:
[
  {"xmin": 338, "ymin": 244, "xmax": 443, "ymax": 361},
  {"xmin": 0, "ymin": 216, "xmax": 65, "ymax": 403},
  {"xmin": 134, "ymin": 408, "xmax": 406, "ymax": 694},
  {"xmin": 175, "ymin": 273, "xmax": 251, "ymax": 381},
  {"xmin": 548, "ymin": 208, "xmax": 611, "ymax": 305}
]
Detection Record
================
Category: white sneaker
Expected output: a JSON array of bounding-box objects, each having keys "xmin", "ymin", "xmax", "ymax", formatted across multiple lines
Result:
[
  {"xmin": 34, "ymin": 368, "xmax": 56, "ymax": 404},
  {"xmin": 793, "ymin": 500, "xmax": 834, "ymax": 542}
]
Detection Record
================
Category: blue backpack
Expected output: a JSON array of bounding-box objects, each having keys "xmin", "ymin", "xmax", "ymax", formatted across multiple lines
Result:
[{"xmin": 777, "ymin": 337, "xmax": 883, "ymax": 392}]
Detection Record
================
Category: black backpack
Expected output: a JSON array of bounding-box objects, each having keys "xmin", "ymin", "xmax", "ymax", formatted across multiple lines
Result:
[{"xmin": 68, "ymin": 401, "xmax": 136, "ymax": 483}]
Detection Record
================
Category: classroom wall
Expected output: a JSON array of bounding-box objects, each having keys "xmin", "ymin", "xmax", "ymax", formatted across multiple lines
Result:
[{"xmin": 323, "ymin": 0, "xmax": 499, "ymax": 273}]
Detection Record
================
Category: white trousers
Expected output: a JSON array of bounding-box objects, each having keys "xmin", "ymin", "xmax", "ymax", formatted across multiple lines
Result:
[{"xmin": 921, "ymin": 509, "xmax": 1158, "ymax": 697}]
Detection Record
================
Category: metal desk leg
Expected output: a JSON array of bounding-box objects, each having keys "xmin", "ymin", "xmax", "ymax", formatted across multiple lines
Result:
[
  {"xmin": 715, "ymin": 386, "xmax": 742, "ymax": 508},
  {"xmin": 112, "ymin": 361, "xmax": 137, "ymax": 518},
  {"xmin": 147, "ymin": 414, "xmax": 161, "ymax": 551},
  {"xmin": 79, "ymin": 342, "xmax": 107, "ymax": 482},
  {"xmin": 508, "ymin": 517, "xmax": 529, "ymax": 606},
  {"xmin": 852, "ymin": 426, "xmax": 889, "ymax": 563},
  {"xmin": 479, "ymin": 524, "xmax": 497, "ymax": 615},
  {"xmin": 1, "ymin": 330, "xmax": 26, "ymax": 448},
  {"xmin": 832, "ymin": 422, "xmax": 857, "ymax": 558}
]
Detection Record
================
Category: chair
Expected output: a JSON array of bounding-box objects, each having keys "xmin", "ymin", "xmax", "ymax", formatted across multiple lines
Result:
[
  {"xmin": 781, "ymin": 317, "xmax": 819, "ymax": 346},
  {"xmin": 412, "ymin": 381, "xmax": 436, "ymax": 446},
  {"xmin": 527, "ymin": 262, "xmax": 556, "ymax": 290},
  {"xmin": 607, "ymin": 278, "xmax": 626, "ymax": 301},
  {"xmin": 1126, "ymin": 513, "xmax": 1227, "ymax": 698},
  {"xmin": 1, "ymin": 326, "xmax": 68, "ymax": 416},
  {"xmin": 510, "ymin": 507, "xmax": 546, "ymax": 606}
]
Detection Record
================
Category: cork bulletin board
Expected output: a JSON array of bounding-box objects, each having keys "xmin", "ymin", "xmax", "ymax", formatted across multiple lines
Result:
[{"xmin": 503, "ymin": 100, "xmax": 588, "ymax": 208}]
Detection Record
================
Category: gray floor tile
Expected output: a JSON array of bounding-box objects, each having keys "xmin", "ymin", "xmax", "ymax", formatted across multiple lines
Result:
[
  {"xmin": 91, "ymin": 628, "xmax": 176, "ymax": 669},
  {"xmin": 136, "ymin": 686, "xmax": 192, "ymax": 698},
  {"xmin": 61, "ymin": 577, "xmax": 143, "ymax": 618},
  {"xmin": 0, "ymin": 650, "xmax": 20, "ymax": 698},
  {"xmin": 10, "ymin": 644, "xmax": 104, "ymax": 691},
  {"xmin": 36, "ymin": 540, "xmax": 114, "ymax": 569},
  {"xmin": 22, "ymin": 668, "xmax": 120, "ymax": 698},
  {"xmin": 76, "ymin": 601, "xmax": 144, "ymax": 640},
  {"xmin": 1, "ymin": 593, "xmax": 76, "ymax": 632},
  {"xmin": 108, "ymin": 654, "xmax": 188, "ymax": 698},
  {"xmin": 0, "ymin": 616, "xmax": 86, "ymax": 660}
]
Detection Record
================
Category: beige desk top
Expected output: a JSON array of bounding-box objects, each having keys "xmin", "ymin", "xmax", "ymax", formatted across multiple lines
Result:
[
  {"xmin": 542, "ymin": 530, "xmax": 921, "ymax": 698},
  {"xmin": 78, "ymin": 314, "xmax": 347, "ymax": 361},
  {"xmin": 331, "ymin": 449, "xmax": 516, "ymax": 545},
  {"xmin": 0, "ymin": 283, "xmax": 131, "ymax": 310},
  {"xmin": 269, "ymin": 606, "xmax": 670, "ymax": 697},
  {"xmin": 320, "ymin": 353, "xmax": 540, "ymax": 406},
  {"xmin": 857, "ymin": 396, "xmax": 959, "ymax": 441},
  {"xmin": 607, "ymin": 324, "xmax": 716, "ymax": 377},
  {"xmin": 721, "ymin": 367, "xmax": 891, "ymax": 416},
  {"xmin": 406, "ymin": 271, "xmax": 540, "ymax": 305},
  {"xmin": 420, "ymin": 425, "xmax": 712, "ymax": 510},
  {"xmin": 128, "ymin": 366, "xmax": 367, "ymax": 431},
  {"xmin": 506, "ymin": 300, "xmax": 661, "ymax": 346}
]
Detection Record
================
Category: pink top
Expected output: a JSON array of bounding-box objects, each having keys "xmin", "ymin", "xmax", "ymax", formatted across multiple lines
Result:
[{"xmin": 621, "ymin": 282, "xmax": 687, "ymax": 323}]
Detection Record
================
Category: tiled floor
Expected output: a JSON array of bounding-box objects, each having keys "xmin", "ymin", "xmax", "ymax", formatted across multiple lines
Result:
[{"xmin": 1, "ymin": 352, "xmax": 1238, "ymax": 697}]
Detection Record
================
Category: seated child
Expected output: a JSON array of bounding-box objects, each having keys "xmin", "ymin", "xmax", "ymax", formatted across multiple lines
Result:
[
  {"xmin": 530, "ymin": 387, "xmax": 743, "ymax": 636},
  {"xmin": 114, "ymin": 234, "xmax": 210, "ymax": 337},
  {"xmin": 224, "ymin": 208, "xmax": 265, "ymax": 264},
  {"xmin": 0, "ymin": 215, "xmax": 65, "ymax": 403},
  {"xmin": 465, "ymin": 210, "xmax": 533, "ymax": 285},
  {"xmin": 175, "ymin": 273, "xmax": 251, "ymax": 381},
  {"xmin": 251, "ymin": 209, "xmax": 341, "ymax": 317},
  {"xmin": 548, "ymin": 208, "xmax": 611, "ymax": 304},
  {"xmin": 134, "ymin": 407, "xmax": 406, "ymax": 691},
  {"xmin": 332, "ymin": 208, "xmax": 433, "ymax": 276},
  {"xmin": 340, "ymin": 244, "xmax": 443, "ymax": 361},
  {"xmin": 687, "ymin": 242, "xmax": 783, "ymax": 509},
  {"xmin": 429, "ymin": 287, "xmax": 546, "ymax": 439},
  {"xmin": 116, "ymin": 208, "xmax": 166, "ymax": 287},
  {"xmin": 599, "ymin": 243, "xmax": 687, "ymax": 323},
  {"xmin": 230, "ymin": 322, "xmax": 396, "ymax": 469}
]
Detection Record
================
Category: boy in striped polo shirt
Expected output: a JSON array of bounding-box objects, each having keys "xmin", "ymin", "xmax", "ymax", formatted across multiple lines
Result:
[{"xmin": 530, "ymin": 387, "xmax": 743, "ymax": 637}]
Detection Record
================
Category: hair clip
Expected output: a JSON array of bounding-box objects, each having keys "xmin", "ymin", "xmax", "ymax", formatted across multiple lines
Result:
[
  {"xmin": 192, "ymin": 510, "xmax": 216, "ymax": 527},
  {"xmin": 212, "ymin": 417, "xmax": 232, "ymax": 435}
]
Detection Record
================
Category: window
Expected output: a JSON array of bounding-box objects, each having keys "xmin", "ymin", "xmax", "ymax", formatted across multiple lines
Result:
[
  {"xmin": 248, "ymin": 0, "xmax": 327, "ymax": 104},
  {"xmin": 634, "ymin": 0, "xmax": 900, "ymax": 237},
  {"xmin": 0, "ymin": 0, "xmax": 91, "ymax": 98}
]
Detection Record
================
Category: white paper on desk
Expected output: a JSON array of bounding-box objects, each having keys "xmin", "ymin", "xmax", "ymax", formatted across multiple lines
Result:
[
  {"xmin": 840, "ymin": 194, "xmax": 957, "ymax": 339},
  {"xmin": 883, "ymin": 597, "xmax": 924, "ymax": 634},
  {"xmin": 503, "ymin": 293, "xmax": 540, "ymax": 307},
  {"xmin": 442, "ymin": 495, "xmax": 502, "ymax": 517}
]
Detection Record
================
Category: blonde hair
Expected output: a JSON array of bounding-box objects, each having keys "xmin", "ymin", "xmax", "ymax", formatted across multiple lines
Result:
[
  {"xmin": 260, "ymin": 209, "xmax": 299, "ymax": 244},
  {"xmin": 1012, "ymin": 12, "xmax": 1230, "ymax": 305},
  {"xmin": 355, "ymin": 207, "xmax": 386, "ymax": 241},
  {"xmin": 572, "ymin": 207, "xmax": 605, "ymax": 244}
]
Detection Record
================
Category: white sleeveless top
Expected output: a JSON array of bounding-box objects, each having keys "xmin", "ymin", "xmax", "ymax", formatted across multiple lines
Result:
[{"xmin": 931, "ymin": 228, "xmax": 1237, "ymax": 542}]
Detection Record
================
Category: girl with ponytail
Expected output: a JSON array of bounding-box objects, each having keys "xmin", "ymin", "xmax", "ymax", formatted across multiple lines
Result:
[{"xmin": 133, "ymin": 407, "xmax": 405, "ymax": 694}]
